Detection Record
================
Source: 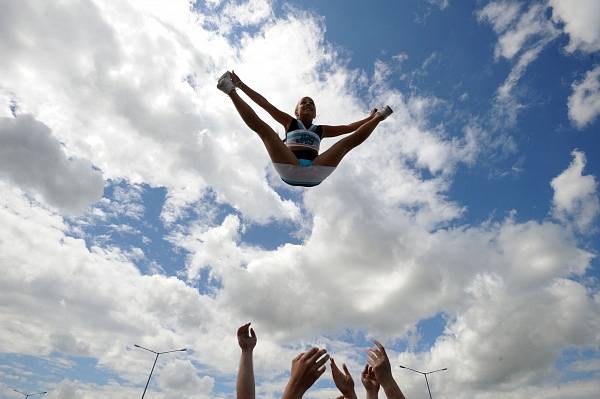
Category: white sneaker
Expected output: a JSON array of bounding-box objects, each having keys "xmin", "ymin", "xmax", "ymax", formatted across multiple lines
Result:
[
  {"xmin": 217, "ymin": 71, "xmax": 235, "ymax": 94},
  {"xmin": 376, "ymin": 105, "xmax": 393, "ymax": 119}
]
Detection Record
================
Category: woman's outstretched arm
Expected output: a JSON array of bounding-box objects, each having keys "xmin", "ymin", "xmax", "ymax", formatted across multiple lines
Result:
[
  {"xmin": 321, "ymin": 109, "xmax": 378, "ymax": 138},
  {"xmin": 231, "ymin": 71, "xmax": 294, "ymax": 128},
  {"xmin": 237, "ymin": 323, "xmax": 257, "ymax": 399}
]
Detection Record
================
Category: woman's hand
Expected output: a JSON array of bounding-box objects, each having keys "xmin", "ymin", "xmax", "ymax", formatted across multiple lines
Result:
[
  {"xmin": 282, "ymin": 348, "xmax": 329, "ymax": 399},
  {"xmin": 366, "ymin": 340, "xmax": 393, "ymax": 386},
  {"xmin": 237, "ymin": 322, "xmax": 257, "ymax": 352},
  {"xmin": 331, "ymin": 358, "xmax": 357, "ymax": 399}
]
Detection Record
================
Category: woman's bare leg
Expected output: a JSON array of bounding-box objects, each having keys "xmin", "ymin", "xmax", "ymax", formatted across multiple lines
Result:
[
  {"xmin": 313, "ymin": 114, "xmax": 384, "ymax": 167},
  {"xmin": 228, "ymin": 91, "xmax": 298, "ymax": 165}
]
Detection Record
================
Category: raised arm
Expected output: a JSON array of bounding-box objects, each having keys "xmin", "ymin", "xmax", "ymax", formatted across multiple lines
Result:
[
  {"xmin": 231, "ymin": 71, "xmax": 294, "ymax": 128},
  {"xmin": 237, "ymin": 323, "xmax": 257, "ymax": 399},
  {"xmin": 321, "ymin": 108, "xmax": 378, "ymax": 138},
  {"xmin": 367, "ymin": 341, "xmax": 405, "ymax": 399}
]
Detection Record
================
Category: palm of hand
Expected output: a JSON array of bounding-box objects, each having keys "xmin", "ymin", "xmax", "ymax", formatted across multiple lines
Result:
[
  {"xmin": 367, "ymin": 341, "xmax": 392, "ymax": 383},
  {"xmin": 331, "ymin": 359, "xmax": 354, "ymax": 394},
  {"xmin": 361, "ymin": 368, "xmax": 380, "ymax": 392}
]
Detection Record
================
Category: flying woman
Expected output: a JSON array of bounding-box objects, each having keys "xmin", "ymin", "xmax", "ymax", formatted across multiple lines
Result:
[{"xmin": 217, "ymin": 71, "xmax": 393, "ymax": 187}]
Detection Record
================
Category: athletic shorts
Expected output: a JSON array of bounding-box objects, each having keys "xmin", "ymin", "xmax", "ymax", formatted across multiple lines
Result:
[{"xmin": 273, "ymin": 159, "xmax": 336, "ymax": 187}]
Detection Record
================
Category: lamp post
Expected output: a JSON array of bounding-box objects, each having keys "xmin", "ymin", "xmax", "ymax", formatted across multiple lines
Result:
[
  {"xmin": 398, "ymin": 365, "xmax": 447, "ymax": 399},
  {"xmin": 134, "ymin": 344, "xmax": 187, "ymax": 399},
  {"xmin": 12, "ymin": 390, "xmax": 47, "ymax": 399}
]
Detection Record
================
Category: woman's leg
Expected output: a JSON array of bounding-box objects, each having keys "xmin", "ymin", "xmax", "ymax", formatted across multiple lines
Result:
[
  {"xmin": 313, "ymin": 114, "xmax": 384, "ymax": 167},
  {"xmin": 228, "ymin": 91, "xmax": 298, "ymax": 165}
]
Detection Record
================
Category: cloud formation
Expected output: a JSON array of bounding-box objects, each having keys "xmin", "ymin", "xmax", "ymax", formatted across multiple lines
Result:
[
  {"xmin": 0, "ymin": 115, "xmax": 104, "ymax": 214},
  {"xmin": 550, "ymin": 0, "xmax": 600, "ymax": 53},
  {"xmin": 568, "ymin": 65, "xmax": 600, "ymax": 129},
  {"xmin": 551, "ymin": 150, "xmax": 600, "ymax": 233}
]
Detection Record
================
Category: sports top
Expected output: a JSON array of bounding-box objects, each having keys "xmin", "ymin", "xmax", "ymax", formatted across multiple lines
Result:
[{"xmin": 283, "ymin": 119, "xmax": 323, "ymax": 161}]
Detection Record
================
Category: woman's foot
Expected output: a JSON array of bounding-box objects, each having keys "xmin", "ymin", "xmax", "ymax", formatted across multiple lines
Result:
[
  {"xmin": 376, "ymin": 105, "xmax": 393, "ymax": 120},
  {"xmin": 217, "ymin": 71, "xmax": 236, "ymax": 94}
]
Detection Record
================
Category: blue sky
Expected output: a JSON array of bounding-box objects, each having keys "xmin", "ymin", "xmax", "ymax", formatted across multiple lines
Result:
[{"xmin": 1, "ymin": 1, "xmax": 600, "ymax": 398}]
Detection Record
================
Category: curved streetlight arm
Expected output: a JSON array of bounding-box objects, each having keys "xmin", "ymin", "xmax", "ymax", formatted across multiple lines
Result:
[
  {"xmin": 158, "ymin": 348, "xmax": 187, "ymax": 355},
  {"xmin": 425, "ymin": 368, "xmax": 448, "ymax": 375},
  {"xmin": 134, "ymin": 344, "xmax": 158, "ymax": 354},
  {"xmin": 12, "ymin": 391, "xmax": 47, "ymax": 398},
  {"xmin": 398, "ymin": 365, "xmax": 424, "ymax": 374}
]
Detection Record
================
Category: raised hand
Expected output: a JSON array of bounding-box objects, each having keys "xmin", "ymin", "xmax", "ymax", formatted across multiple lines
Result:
[
  {"xmin": 366, "ymin": 340, "xmax": 392, "ymax": 384},
  {"xmin": 369, "ymin": 108, "xmax": 378, "ymax": 118},
  {"xmin": 282, "ymin": 348, "xmax": 329, "ymax": 399},
  {"xmin": 361, "ymin": 364, "xmax": 380, "ymax": 397},
  {"xmin": 366, "ymin": 341, "xmax": 405, "ymax": 399},
  {"xmin": 237, "ymin": 322, "xmax": 257, "ymax": 352},
  {"xmin": 330, "ymin": 358, "xmax": 356, "ymax": 399}
]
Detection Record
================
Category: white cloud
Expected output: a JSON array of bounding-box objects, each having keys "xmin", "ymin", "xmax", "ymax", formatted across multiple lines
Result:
[
  {"xmin": 478, "ymin": 2, "xmax": 556, "ymax": 60},
  {"xmin": 223, "ymin": 0, "xmax": 274, "ymax": 27},
  {"xmin": 478, "ymin": 2, "xmax": 559, "ymax": 127},
  {"xmin": 551, "ymin": 150, "xmax": 600, "ymax": 233},
  {"xmin": 569, "ymin": 358, "xmax": 600, "ymax": 373},
  {"xmin": 0, "ymin": 115, "xmax": 104, "ymax": 214},
  {"xmin": 157, "ymin": 359, "xmax": 215, "ymax": 399},
  {"xmin": 550, "ymin": 0, "xmax": 600, "ymax": 53},
  {"xmin": 428, "ymin": 0, "xmax": 450, "ymax": 11},
  {"xmin": 0, "ymin": 0, "xmax": 298, "ymax": 224},
  {"xmin": 568, "ymin": 65, "xmax": 600, "ymax": 129},
  {"xmin": 40, "ymin": 376, "xmax": 221, "ymax": 399},
  {"xmin": 477, "ymin": 1, "xmax": 522, "ymax": 34},
  {"xmin": 393, "ymin": 262, "xmax": 600, "ymax": 398}
]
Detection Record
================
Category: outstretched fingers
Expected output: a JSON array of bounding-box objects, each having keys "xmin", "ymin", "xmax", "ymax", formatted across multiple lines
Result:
[{"xmin": 373, "ymin": 340, "xmax": 387, "ymax": 356}]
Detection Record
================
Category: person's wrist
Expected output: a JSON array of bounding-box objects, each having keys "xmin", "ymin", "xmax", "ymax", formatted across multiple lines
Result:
[
  {"xmin": 241, "ymin": 348, "xmax": 254, "ymax": 354},
  {"xmin": 380, "ymin": 379, "xmax": 400, "ymax": 396},
  {"xmin": 343, "ymin": 389, "xmax": 358, "ymax": 399},
  {"xmin": 378, "ymin": 375, "xmax": 396, "ymax": 389},
  {"xmin": 282, "ymin": 381, "xmax": 304, "ymax": 399}
]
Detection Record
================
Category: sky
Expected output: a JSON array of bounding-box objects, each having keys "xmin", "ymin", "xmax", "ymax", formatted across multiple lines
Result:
[{"xmin": 0, "ymin": 0, "xmax": 599, "ymax": 398}]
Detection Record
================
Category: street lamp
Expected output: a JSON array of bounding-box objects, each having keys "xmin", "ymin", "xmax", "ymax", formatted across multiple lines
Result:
[
  {"xmin": 398, "ymin": 365, "xmax": 447, "ymax": 399},
  {"xmin": 12, "ymin": 389, "xmax": 47, "ymax": 399},
  {"xmin": 134, "ymin": 344, "xmax": 187, "ymax": 399}
]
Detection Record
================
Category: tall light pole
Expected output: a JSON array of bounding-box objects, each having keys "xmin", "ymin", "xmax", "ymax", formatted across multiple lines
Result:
[
  {"xmin": 398, "ymin": 365, "xmax": 447, "ymax": 399},
  {"xmin": 134, "ymin": 344, "xmax": 187, "ymax": 399},
  {"xmin": 12, "ymin": 389, "xmax": 47, "ymax": 399}
]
